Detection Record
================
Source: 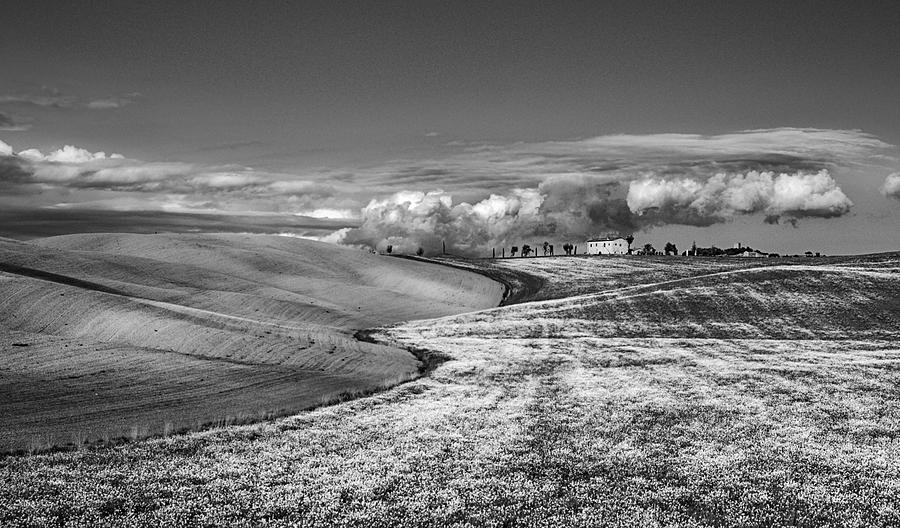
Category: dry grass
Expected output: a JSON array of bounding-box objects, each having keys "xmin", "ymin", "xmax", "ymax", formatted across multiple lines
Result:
[
  {"xmin": 1, "ymin": 252, "xmax": 898, "ymax": 526},
  {"xmin": 0, "ymin": 233, "xmax": 502, "ymax": 451},
  {"xmin": 481, "ymin": 252, "xmax": 898, "ymax": 301}
]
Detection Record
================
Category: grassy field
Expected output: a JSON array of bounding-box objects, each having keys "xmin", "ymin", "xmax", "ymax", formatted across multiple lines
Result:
[
  {"xmin": 1, "ymin": 252, "xmax": 899, "ymax": 526},
  {"xmin": 0, "ymin": 234, "xmax": 502, "ymax": 452}
]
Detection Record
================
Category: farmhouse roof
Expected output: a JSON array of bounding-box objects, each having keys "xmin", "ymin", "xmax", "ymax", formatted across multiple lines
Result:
[{"xmin": 587, "ymin": 236, "xmax": 626, "ymax": 242}]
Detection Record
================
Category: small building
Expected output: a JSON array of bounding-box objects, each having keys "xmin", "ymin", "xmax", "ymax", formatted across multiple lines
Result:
[{"xmin": 586, "ymin": 236, "xmax": 628, "ymax": 255}]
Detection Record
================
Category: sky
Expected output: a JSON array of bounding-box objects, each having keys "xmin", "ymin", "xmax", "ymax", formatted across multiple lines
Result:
[{"xmin": 1, "ymin": 0, "xmax": 899, "ymax": 255}]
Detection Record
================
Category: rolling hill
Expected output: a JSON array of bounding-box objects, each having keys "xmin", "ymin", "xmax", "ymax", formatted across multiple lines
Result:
[
  {"xmin": 0, "ymin": 233, "xmax": 503, "ymax": 451},
  {"xmin": 2, "ymin": 252, "xmax": 899, "ymax": 526},
  {"xmin": 436, "ymin": 258, "xmax": 900, "ymax": 340}
]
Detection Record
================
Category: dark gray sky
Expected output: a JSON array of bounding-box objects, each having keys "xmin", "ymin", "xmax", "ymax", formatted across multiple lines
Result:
[{"xmin": 2, "ymin": 1, "xmax": 899, "ymax": 254}]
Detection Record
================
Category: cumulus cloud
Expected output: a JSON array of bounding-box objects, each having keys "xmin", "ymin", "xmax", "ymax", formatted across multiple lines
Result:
[
  {"xmin": 18, "ymin": 145, "xmax": 125, "ymax": 163},
  {"xmin": 882, "ymin": 173, "xmax": 900, "ymax": 199},
  {"xmin": 626, "ymin": 170, "xmax": 853, "ymax": 225},
  {"xmin": 342, "ymin": 170, "xmax": 857, "ymax": 253},
  {"xmin": 0, "ymin": 140, "xmax": 12, "ymax": 156},
  {"xmin": 343, "ymin": 189, "xmax": 544, "ymax": 253}
]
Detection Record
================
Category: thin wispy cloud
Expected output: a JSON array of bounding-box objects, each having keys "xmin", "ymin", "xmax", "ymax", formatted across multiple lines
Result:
[
  {"xmin": 197, "ymin": 140, "xmax": 267, "ymax": 152},
  {"xmin": 0, "ymin": 90, "xmax": 139, "ymax": 110},
  {"xmin": 84, "ymin": 93, "xmax": 140, "ymax": 110},
  {"xmin": 349, "ymin": 128, "xmax": 892, "ymax": 193},
  {"xmin": 0, "ymin": 93, "xmax": 78, "ymax": 108},
  {"xmin": 0, "ymin": 112, "xmax": 29, "ymax": 132},
  {"xmin": 0, "ymin": 139, "xmax": 353, "ymax": 217}
]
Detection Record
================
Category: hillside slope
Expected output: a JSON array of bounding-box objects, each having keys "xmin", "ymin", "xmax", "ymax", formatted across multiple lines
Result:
[
  {"xmin": 2, "ymin": 254, "xmax": 899, "ymax": 525},
  {"xmin": 0, "ymin": 233, "xmax": 503, "ymax": 451},
  {"xmin": 435, "ymin": 262, "xmax": 900, "ymax": 340}
]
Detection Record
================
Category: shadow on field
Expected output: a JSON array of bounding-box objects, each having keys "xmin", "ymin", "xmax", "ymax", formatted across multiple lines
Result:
[
  {"xmin": 391, "ymin": 254, "xmax": 546, "ymax": 305},
  {"xmin": 0, "ymin": 261, "xmax": 131, "ymax": 297},
  {"xmin": 354, "ymin": 328, "xmax": 451, "ymax": 375}
]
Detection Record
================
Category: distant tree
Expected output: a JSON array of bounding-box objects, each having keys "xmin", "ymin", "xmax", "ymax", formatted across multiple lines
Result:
[
  {"xmin": 522, "ymin": 244, "xmax": 532, "ymax": 257},
  {"xmin": 643, "ymin": 243, "xmax": 656, "ymax": 255},
  {"xmin": 698, "ymin": 245, "xmax": 725, "ymax": 257},
  {"xmin": 416, "ymin": 247, "xmax": 424, "ymax": 256},
  {"xmin": 386, "ymin": 244, "xmax": 393, "ymax": 254},
  {"xmin": 625, "ymin": 234, "xmax": 635, "ymax": 254},
  {"xmin": 805, "ymin": 251, "xmax": 814, "ymax": 257},
  {"xmin": 664, "ymin": 242, "xmax": 677, "ymax": 255},
  {"xmin": 511, "ymin": 246, "xmax": 519, "ymax": 257}
]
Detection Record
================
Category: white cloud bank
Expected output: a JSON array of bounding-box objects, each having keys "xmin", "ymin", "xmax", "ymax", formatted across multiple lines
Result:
[
  {"xmin": 344, "ymin": 189, "xmax": 543, "ymax": 253},
  {"xmin": 18, "ymin": 145, "xmax": 125, "ymax": 163},
  {"xmin": 883, "ymin": 173, "xmax": 900, "ymax": 199},
  {"xmin": 344, "ymin": 170, "xmax": 857, "ymax": 253},
  {"xmin": 627, "ymin": 170, "xmax": 853, "ymax": 224}
]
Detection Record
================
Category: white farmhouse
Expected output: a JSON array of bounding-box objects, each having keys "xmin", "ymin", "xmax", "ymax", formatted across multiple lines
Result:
[{"xmin": 586, "ymin": 236, "xmax": 628, "ymax": 255}]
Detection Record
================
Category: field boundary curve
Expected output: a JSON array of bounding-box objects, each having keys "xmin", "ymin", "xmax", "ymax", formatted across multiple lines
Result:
[{"xmin": 391, "ymin": 255, "xmax": 545, "ymax": 306}]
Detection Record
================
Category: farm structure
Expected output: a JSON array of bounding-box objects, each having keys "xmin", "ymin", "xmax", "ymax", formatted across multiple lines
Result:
[{"xmin": 586, "ymin": 236, "xmax": 628, "ymax": 255}]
